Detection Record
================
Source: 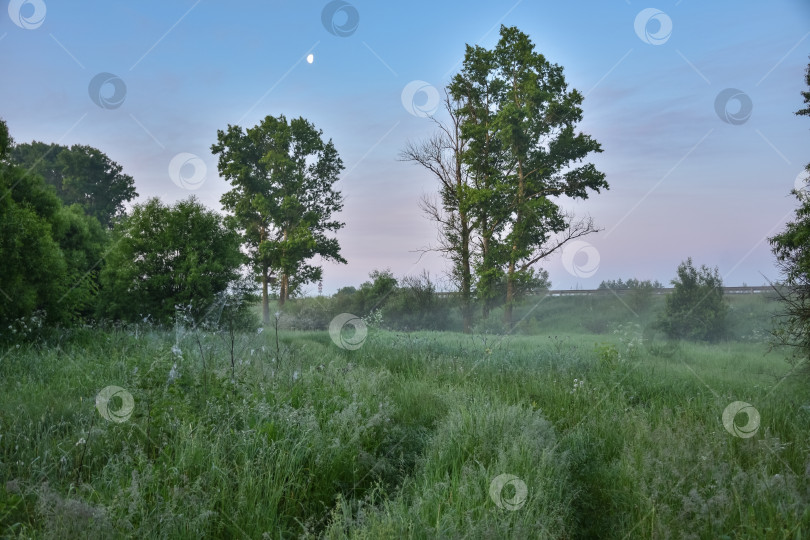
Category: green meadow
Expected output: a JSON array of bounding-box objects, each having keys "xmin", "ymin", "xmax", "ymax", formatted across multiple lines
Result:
[{"xmin": 1, "ymin": 292, "xmax": 808, "ymax": 538}]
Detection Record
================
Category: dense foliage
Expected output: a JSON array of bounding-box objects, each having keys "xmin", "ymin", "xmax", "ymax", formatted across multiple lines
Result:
[
  {"xmin": 98, "ymin": 197, "xmax": 247, "ymax": 326},
  {"xmin": 11, "ymin": 141, "xmax": 137, "ymax": 227},
  {"xmin": 0, "ymin": 121, "xmax": 108, "ymax": 333},
  {"xmin": 657, "ymin": 258, "xmax": 728, "ymax": 341},
  {"xmin": 447, "ymin": 25, "xmax": 607, "ymax": 326},
  {"xmin": 212, "ymin": 114, "xmax": 346, "ymax": 322}
]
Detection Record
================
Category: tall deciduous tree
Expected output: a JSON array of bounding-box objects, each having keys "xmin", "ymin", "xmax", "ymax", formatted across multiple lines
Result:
[
  {"xmin": 212, "ymin": 114, "xmax": 346, "ymax": 324},
  {"xmin": 402, "ymin": 95, "xmax": 475, "ymax": 333},
  {"xmin": 448, "ymin": 43, "xmax": 508, "ymax": 319},
  {"xmin": 450, "ymin": 26, "xmax": 608, "ymax": 327},
  {"xmin": 98, "ymin": 197, "xmax": 244, "ymax": 325},
  {"xmin": 11, "ymin": 142, "xmax": 137, "ymax": 227}
]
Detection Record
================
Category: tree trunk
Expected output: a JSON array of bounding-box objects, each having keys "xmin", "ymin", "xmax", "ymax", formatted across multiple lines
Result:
[
  {"xmin": 262, "ymin": 265, "xmax": 270, "ymax": 325},
  {"xmin": 504, "ymin": 259, "xmax": 515, "ymax": 327},
  {"xmin": 503, "ymin": 131, "xmax": 525, "ymax": 329},
  {"xmin": 480, "ymin": 220, "xmax": 491, "ymax": 319},
  {"xmin": 460, "ymin": 217, "xmax": 472, "ymax": 333},
  {"xmin": 457, "ymin": 144, "xmax": 472, "ymax": 333},
  {"xmin": 278, "ymin": 227, "xmax": 289, "ymax": 307},
  {"xmin": 278, "ymin": 273, "xmax": 288, "ymax": 307}
]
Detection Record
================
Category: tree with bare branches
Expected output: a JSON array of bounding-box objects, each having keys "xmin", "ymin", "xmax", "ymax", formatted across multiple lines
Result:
[
  {"xmin": 450, "ymin": 26, "xmax": 608, "ymax": 327},
  {"xmin": 402, "ymin": 95, "xmax": 475, "ymax": 332}
]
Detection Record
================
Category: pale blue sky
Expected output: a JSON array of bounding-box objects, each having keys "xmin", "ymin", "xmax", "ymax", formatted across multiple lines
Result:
[{"xmin": 2, "ymin": 0, "xmax": 809, "ymax": 293}]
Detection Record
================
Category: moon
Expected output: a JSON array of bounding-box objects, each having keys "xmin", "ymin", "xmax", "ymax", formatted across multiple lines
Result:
[{"xmin": 306, "ymin": 54, "xmax": 314, "ymax": 64}]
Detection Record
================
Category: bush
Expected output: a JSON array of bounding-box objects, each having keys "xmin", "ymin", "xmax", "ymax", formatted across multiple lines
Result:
[
  {"xmin": 382, "ymin": 272, "xmax": 450, "ymax": 331},
  {"xmin": 657, "ymin": 258, "xmax": 728, "ymax": 341},
  {"xmin": 97, "ymin": 197, "xmax": 245, "ymax": 325}
]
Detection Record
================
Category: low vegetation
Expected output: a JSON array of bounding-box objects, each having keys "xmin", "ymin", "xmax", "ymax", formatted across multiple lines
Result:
[{"xmin": 1, "ymin": 293, "xmax": 807, "ymax": 538}]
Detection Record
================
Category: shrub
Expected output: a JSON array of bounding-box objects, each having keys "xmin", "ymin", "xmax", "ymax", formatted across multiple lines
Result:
[
  {"xmin": 657, "ymin": 258, "xmax": 728, "ymax": 341},
  {"xmin": 98, "ymin": 197, "xmax": 245, "ymax": 325}
]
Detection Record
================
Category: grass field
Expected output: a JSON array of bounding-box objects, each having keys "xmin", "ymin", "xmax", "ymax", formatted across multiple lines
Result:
[{"xmin": 1, "ymin": 293, "xmax": 809, "ymax": 538}]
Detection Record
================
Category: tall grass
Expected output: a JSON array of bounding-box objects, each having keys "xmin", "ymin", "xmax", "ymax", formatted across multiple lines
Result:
[{"xmin": 0, "ymin": 304, "xmax": 807, "ymax": 538}]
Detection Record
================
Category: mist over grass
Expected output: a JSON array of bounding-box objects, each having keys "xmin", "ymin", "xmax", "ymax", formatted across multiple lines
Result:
[{"xmin": 1, "ymin": 293, "xmax": 807, "ymax": 538}]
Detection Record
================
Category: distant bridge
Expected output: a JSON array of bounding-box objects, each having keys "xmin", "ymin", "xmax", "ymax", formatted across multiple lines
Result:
[
  {"xmin": 435, "ymin": 286, "xmax": 777, "ymax": 298},
  {"xmin": 543, "ymin": 286, "xmax": 775, "ymax": 297}
]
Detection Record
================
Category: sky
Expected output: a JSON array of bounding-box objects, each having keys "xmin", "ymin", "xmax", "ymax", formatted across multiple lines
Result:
[{"xmin": 2, "ymin": 0, "xmax": 810, "ymax": 294}]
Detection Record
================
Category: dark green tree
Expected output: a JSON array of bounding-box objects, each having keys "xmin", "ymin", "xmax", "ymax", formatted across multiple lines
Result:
[
  {"xmin": 0, "ymin": 120, "xmax": 11, "ymax": 160},
  {"xmin": 212, "ymin": 114, "xmax": 346, "ymax": 324},
  {"xmin": 450, "ymin": 26, "xmax": 607, "ymax": 327},
  {"xmin": 0, "ymin": 160, "xmax": 67, "ymax": 329},
  {"xmin": 11, "ymin": 142, "xmax": 137, "ymax": 227},
  {"xmin": 769, "ymin": 60, "xmax": 810, "ymax": 369},
  {"xmin": 0, "ymin": 121, "xmax": 114, "ymax": 333},
  {"xmin": 358, "ymin": 269, "xmax": 398, "ymax": 313},
  {"xmin": 658, "ymin": 258, "xmax": 727, "ymax": 341},
  {"xmin": 98, "ymin": 197, "xmax": 244, "ymax": 325},
  {"xmin": 50, "ymin": 203, "xmax": 108, "ymax": 319}
]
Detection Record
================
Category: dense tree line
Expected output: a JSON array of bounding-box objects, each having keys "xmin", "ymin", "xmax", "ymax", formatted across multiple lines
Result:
[
  {"xmin": 0, "ymin": 120, "xmax": 257, "ymax": 338},
  {"xmin": 598, "ymin": 278, "xmax": 664, "ymax": 290},
  {"xmin": 1, "ymin": 121, "xmax": 108, "ymax": 330}
]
